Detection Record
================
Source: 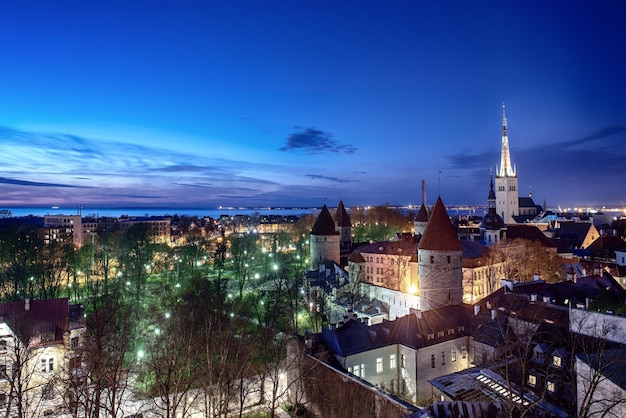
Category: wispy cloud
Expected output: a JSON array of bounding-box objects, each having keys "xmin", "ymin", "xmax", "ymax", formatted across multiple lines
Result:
[
  {"xmin": 305, "ymin": 174, "xmax": 357, "ymax": 183},
  {"xmin": 0, "ymin": 126, "xmax": 302, "ymax": 206},
  {"xmin": 280, "ymin": 127, "xmax": 357, "ymax": 154},
  {"xmin": 0, "ymin": 177, "xmax": 91, "ymax": 188}
]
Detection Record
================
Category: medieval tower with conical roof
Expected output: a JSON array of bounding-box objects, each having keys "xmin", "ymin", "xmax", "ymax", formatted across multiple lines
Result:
[
  {"xmin": 495, "ymin": 104, "xmax": 519, "ymax": 224},
  {"xmin": 417, "ymin": 197, "xmax": 463, "ymax": 312},
  {"xmin": 334, "ymin": 200, "xmax": 352, "ymax": 250},
  {"xmin": 310, "ymin": 204, "xmax": 340, "ymax": 270}
]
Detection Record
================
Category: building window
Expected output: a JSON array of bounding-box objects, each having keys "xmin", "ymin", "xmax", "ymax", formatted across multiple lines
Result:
[
  {"xmin": 447, "ymin": 329, "xmax": 454, "ymax": 335},
  {"xmin": 0, "ymin": 393, "xmax": 5, "ymax": 408},
  {"xmin": 430, "ymin": 256, "xmax": 434, "ymax": 264},
  {"xmin": 547, "ymin": 381, "xmax": 556, "ymax": 393},
  {"xmin": 390, "ymin": 354, "xmax": 396, "ymax": 369},
  {"xmin": 42, "ymin": 382, "xmax": 54, "ymax": 400},
  {"xmin": 451, "ymin": 348, "xmax": 456, "ymax": 362},
  {"xmin": 400, "ymin": 354, "xmax": 406, "ymax": 369},
  {"xmin": 461, "ymin": 345, "xmax": 467, "ymax": 359},
  {"xmin": 534, "ymin": 350, "xmax": 545, "ymax": 363},
  {"xmin": 70, "ymin": 336, "xmax": 79, "ymax": 349},
  {"xmin": 431, "ymin": 354, "xmax": 436, "ymax": 368},
  {"xmin": 376, "ymin": 357, "xmax": 383, "ymax": 373},
  {"xmin": 441, "ymin": 351, "xmax": 446, "ymax": 365},
  {"xmin": 49, "ymin": 358, "xmax": 54, "ymax": 372},
  {"xmin": 427, "ymin": 333, "xmax": 434, "ymax": 340},
  {"xmin": 437, "ymin": 331, "xmax": 444, "ymax": 337},
  {"xmin": 41, "ymin": 359, "xmax": 47, "ymax": 373},
  {"xmin": 552, "ymin": 355, "xmax": 562, "ymax": 368},
  {"xmin": 353, "ymin": 364, "xmax": 360, "ymax": 377},
  {"xmin": 360, "ymin": 364, "xmax": 365, "ymax": 378},
  {"xmin": 447, "ymin": 255, "xmax": 451, "ymax": 264},
  {"xmin": 528, "ymin": 374, "xmax": 537, "ymax": 387},
  {"xmin": 0, "ymin": 340, "xmax": 6, "ymax": 352}
]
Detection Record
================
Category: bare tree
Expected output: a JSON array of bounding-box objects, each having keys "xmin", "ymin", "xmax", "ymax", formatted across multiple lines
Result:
[
  {"xmin": 62, "ymin": 289, "xmax": 136, "ymax": 418},
  {"xmin": 569, "ymin": 309, "xmax": 626, "ymax": 418}
]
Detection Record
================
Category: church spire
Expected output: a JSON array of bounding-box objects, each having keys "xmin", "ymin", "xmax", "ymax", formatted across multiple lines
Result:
[
  {"xmin": 488, "ymin": 168, "xmax": 496, "ymax": 210},
  {"xmin": 497, "ymin": 103, "xmax": 516, "ymax": 178}
]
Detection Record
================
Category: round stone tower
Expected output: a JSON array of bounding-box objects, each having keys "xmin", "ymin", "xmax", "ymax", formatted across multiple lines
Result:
[
  {"xmin": 334, "ymin": 200, "xmax": 352, "ymax": 250},
  {"xmin": 310, "ymin": 204, "xmax": 340, "ymax": 270},
  {"xmin": 417, "ymin": 197, "xmax": 463, "ymax": 312}
]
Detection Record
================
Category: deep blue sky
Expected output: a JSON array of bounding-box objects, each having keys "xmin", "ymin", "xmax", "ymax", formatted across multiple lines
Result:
[{"xmin": 0, "ymin": 1, "xmax": 624, "ymax": 210}]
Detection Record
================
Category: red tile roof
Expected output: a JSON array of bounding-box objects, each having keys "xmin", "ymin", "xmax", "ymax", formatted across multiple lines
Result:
[
  {"xmin": 334, "ymin": 200, "xmax": 352, "ymax": 227},
  {"xmin": 0, "ymin": 298, "xmax": 71, "ymax": 345},
  {"xmin": 418, "ymin": 197, "xmax": 462, "ymax": 251},
  {"xmin": 311, "ymin": 205, "xmax": 339, "ymax": 236}
]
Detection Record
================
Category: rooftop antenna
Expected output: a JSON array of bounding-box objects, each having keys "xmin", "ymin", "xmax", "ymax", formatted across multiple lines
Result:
[{"xmin": 438, "ymin": 168, "xmax": 442, "ymax": 197}]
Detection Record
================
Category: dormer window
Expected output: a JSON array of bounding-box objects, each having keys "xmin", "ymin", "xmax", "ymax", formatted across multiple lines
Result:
[
  {"xmin": 427, "ymin": 333, "xmax": 434, "ymax": 340},
  {"xmin": 552, "ymin": 355, "xmax": 562, "ymax": 368},
  {"xmin": 437, "ymin": 331, "xmax": 445, "ymax": 338}
]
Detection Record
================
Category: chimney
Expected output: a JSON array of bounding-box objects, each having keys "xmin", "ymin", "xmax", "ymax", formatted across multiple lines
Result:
[
  {"xmin": 25, "ymin": 298, "xmax": 30, "ymax": 311},
  {"xmin": 421, "ymin": 179, "xmax": 426, "ymax": 206}
]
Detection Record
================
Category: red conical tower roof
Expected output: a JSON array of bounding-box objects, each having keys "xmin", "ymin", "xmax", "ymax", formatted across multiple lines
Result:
[
  {"xmin": 311, "ymin": 205, "xmax": 339, "ymax": 236},
  {"xmin": 334, "ymin": 200, "xmax": 352, "ymax": 227},
  {"xmin": 417, "ymin": 197, "xmax": 462, "ymax": 251}
]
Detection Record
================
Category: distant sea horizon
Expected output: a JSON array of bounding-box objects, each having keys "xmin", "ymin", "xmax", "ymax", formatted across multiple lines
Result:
[
  {"xmin": 0, "ymin": 203, "xmax": 620, "ymax": 220},
  {"xmin": 0, "ymin": 206, "xmax": 321, "ymax": 219}
]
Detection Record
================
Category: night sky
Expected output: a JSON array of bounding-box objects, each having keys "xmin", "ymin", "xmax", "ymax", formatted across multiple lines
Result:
[{"xmin": 1, "ymin": 1, "xmax": 624, "ymax": 209}]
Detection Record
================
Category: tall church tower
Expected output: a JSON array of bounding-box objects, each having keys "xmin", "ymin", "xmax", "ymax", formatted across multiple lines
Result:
[
  {"xmin": 417, "ymin": 197, "xmax": 463, "ymax": 312},
  {"xmin": 495, "ymin": 104, "xmax": 519, "ymax": 224}
]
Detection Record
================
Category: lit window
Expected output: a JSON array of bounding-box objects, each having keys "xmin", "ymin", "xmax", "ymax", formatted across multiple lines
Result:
[
  {"xmin": 360, "ymin": 364, "xmax": 365, "ymax": 378},
  {"xmin": 451, "ymin": 348, "xmax": 456, "ymax": 362},
  {"xmin": 528, "ymin": 374, "xmax": 536, "ymax": 387},
  {"xmin": 390, "ymin": 354, "xmax": 396, "ymax": 369},
  {"xmin": 547, "ymin": 381, "xmax": 556, "ymax": 393},
  {"xmin": 376, "ymin": 357, "xmax": 383, "ymax": 373},
  {"xmin": 552, "ymin": 355, "xmax": 562, "ymax": 368}
]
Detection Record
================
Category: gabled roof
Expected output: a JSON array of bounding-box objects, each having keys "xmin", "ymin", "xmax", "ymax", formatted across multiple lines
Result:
[
  {"xmin": 0, "ymin": 298, "xmax": 80, "ymax": 345},
  {"xmin": 321, "ymin": 304, "xmax": 471, "ymax": 356},
  {"xmin": 518, "ymin": 196, "xmax": 537, "ymax": 208},
  {"xmin": 418, "ymin": 197, "xmax": 462, "ymax": 251},
  {"xmin": 310, "ymin": 205, "xmax": 339, "ymax": 236},
  {"xmin": 588, "ymin": 235, "xmax": 626, "ymax": 252},
  {"xmin": 553, "ymin": 221, "xmax": 595, "ymax": 248},
  {"xmin": 334, "ymin": 200, "xmax": 352, "ymax": 227},
  {"xmin": 505, "ymin": 224, "xmax": 556, "ymax": 247},
  {"xmin": 347, "ymin": 250, "xmax": 366, "ymax": 263}
]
